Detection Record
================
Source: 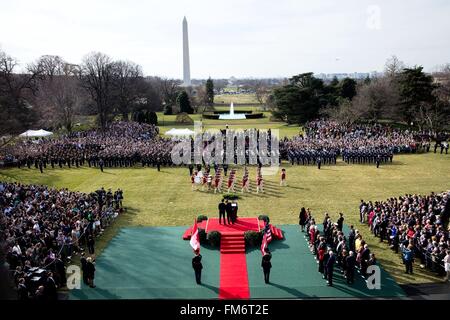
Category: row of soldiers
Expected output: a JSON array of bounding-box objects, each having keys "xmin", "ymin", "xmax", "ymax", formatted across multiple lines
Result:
[
  {"xmin": 342, "ymin": 148, "xmax": 393, "ymax": 165},
  {"xmin": 287, "ymin": 149, "xmax": 338, "ymax": 166}
]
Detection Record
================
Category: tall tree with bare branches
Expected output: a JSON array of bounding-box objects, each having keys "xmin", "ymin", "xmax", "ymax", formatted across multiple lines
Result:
[
  {"xmin": 78, "ymin": 52, "xmax": 115, "ymax": 130},
  {"xmin": 0, "ymin": 49, "xmax": 43, "ymax": 140},
  {"xmin": 111, "ymin": 60, "xmax": 144, "ymax": 120}
]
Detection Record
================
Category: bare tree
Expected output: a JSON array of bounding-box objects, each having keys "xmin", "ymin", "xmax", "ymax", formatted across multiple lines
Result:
[
  {"xmin": 79, "ymin": 52, "xmax": 115, "ymax": 130},
  {"xmin": 157, "ymin": 77, "xmax": 182, "ymax": 108},
  {"xmin": 426, "ymin": 66, "xmax": 450, "ymax": 131},
  {"xmin": 351, "ymin": 77, "xmax": 401, "ymax": 122},
  {"xmin": 0, "ymin": 49, "xmax": 43, "ymax": 141},
  {"xmin": 384, "ymin": 55, "xmax": 406, "ymax": 78},
  {"xmin": 111, "ymin": 60, "xmax": 144, "ymax": 120},
  {"xmin": 254, "ymin": 80, "xmax": 269, "ymax": 105},
  {"xmin": 31, "ymin": 55, "xmax": 84, "ymax": 131},
  {"xmin": 320, "ymin": 99, "xmax": 361, "ymax": 125}
]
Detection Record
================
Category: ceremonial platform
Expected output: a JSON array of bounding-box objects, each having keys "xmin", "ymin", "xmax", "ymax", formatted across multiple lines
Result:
[
  {"xmin": 182, "ymin": 217, "xmax": 283, "ymax": 241},
  {"xmin": 183, "ymin": 217, "xmax": 284, "ymax": 299},
  {"xmin": 70, "ymin": 225, "xmax": 405, "ymax": 300}
]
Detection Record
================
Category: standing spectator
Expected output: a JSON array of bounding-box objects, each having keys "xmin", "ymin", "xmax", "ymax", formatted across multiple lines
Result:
[
  {"xmin": 345, "ymin": 251, "xmax": 356, "ymax": 284},
  {"xmin": 348, "ymin": 225, "xmax": 356, "ymax": 253},
  {"xmin": 443, "ymin": 250, "xmax": 450, "ymax": 283},
  {"xmin": 80, "ymin": 253, "xmax": 88, "ymax": 285},
  {"xmin": 299, "ymin": 207, "xmax": 307, "ymax": 232},
  {"xmin": 337, "ymin": 213, "xmax": 344, "ymax": 232},
  {"xmin": 46, "ymin": 272, "xmax": 57, "ymax": 300},
  {"xmin": 325, "ymin": 250, "xmax": 336, "ymax": 286},
  {"xmin": 34, "ymin": 286, "xmax": 46, "ymax": 301},
  {"xmin": 261, "ymin": 249, "xmax": 272, "ymax": 284},
  {"xmin": 402, "ymin": 244, "xmax": 415, "ymax": 274},
  {"xmin": 85, "ymin": 257, "xmax": 96, "ymax": 288},
  {"xmin": 17, "ymin": 278, "xmax": 29, "ymax": 300},
  {"xmin": 87, "ymin": 235, "xmax": 95, "ymax": 255}
]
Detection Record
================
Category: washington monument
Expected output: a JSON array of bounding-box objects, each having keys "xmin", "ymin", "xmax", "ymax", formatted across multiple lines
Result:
[{"xmin": 182, "ymin": 16, "xmax": 191, "ymax": 86}]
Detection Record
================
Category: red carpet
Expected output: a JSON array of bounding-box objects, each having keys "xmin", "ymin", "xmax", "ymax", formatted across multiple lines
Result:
[
  {"xmin": 219, "ymin": 251, "xmax": 250, "ymax": 299},
  {"xmin": 181, "ymin": 217, "xmax": 284, "ymax": 299},
  {"xmin": 206, "ymin": 217, "xmax": 264, "ymax": 234}
]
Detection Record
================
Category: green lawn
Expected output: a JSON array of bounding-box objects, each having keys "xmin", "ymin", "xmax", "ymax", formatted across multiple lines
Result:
[
  {"xmin": 156, "ymin": 112, "xmax": 301, "ymax": 138},
  {"xmin": 1, "ymin": 152, "xmax": 449, "ymax": 285},
  {"xmin": 214, "ymin": 93, "xmax": 259, "ymax": 104}
]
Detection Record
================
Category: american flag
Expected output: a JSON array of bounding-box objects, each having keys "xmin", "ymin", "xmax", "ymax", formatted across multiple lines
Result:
[{"xmin": 260, "ymin": 223, "xmax": 272, "ymax": 255}]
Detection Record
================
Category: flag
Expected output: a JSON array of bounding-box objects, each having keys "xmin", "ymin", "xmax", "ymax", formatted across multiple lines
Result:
[
  {"xmin": 260, "ymin": 223, "xmax": 272, "ymax": 255},
  {"xmin": 190, "ymin": 218, "xmax": 200, "ymax": 251}
]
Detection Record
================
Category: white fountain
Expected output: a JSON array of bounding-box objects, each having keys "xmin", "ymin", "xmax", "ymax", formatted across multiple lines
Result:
[{"xmin": 218, "ymin": 102, "xmax": 246, "ymax": 120}]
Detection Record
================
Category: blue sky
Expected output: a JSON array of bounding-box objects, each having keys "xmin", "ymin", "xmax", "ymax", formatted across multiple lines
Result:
[{"xmin": 0, "ymin": 0, "xmax": 449, "ymax": 78}]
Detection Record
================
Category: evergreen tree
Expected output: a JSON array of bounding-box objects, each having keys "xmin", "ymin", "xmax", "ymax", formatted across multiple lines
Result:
[
  {"xmin": 339, "ymin": 77, "xmax": 357, "ymax": 100},
  {"xmin": 176, "ymin": 90, "xmax": 194, "ymax": 114},
  {"xmin": 163, "ymin": 104, "xmax": 173, "ymax": 115},
  {"xmin": 206, "ymin": 77, "xmax": 214, "ymax": 106},
  {"xmin": 398, "ymin": 66, "xmax": 436, "ymax": 125},
  {"xmin": 148, "ymin": 111, "xmax": 158, "ymax": 125}
]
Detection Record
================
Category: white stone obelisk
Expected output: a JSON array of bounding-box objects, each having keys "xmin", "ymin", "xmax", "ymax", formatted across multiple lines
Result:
[{"xmin": 182, "ymin": 16, "xmax": 191, "ymax": 87}]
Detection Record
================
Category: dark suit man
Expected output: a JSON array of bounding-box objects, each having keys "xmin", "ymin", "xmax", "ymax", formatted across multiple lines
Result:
[
  {"xmin": 87, "ymin": 235, "xmax": 95, "ymax": 254},
  {"xmin": 45, "ymin": 272, "xmax": 57, "ymax": 300},
  {"xmin": 38, "ymin": 159, "xmax": 43, "ymax": 174},
  {"xmin": 99, "ymin": 159, "xmax": 104, "ymax": 172},
  {"xmin": 219, "ymin": 200, "xmax": 227, "ymax": 225},
  {"xmin": 192, "ymin": 250, "xmax": 203, "ymax": 284},
  {"xmin": 325, "ymin": 251, "xmax": 336, "ymax": 286},
  {"xmin": 345, "ymin": 251, "xmax": 356, "ymax": 284},
  {"xmin": 80, "ymin": 253, "xmax": 88, "ymax": 284},
  {"xmin": 261, "ymin": 250, "xmax": 272, "ymax": 284},
  {"xmin": 317, "ymin": 157, "xmax": 322, "ymax": 170},
  {"xmin": 348, "ymin": 226, "xmax": 356, "ymax": 253},
  {"xmin": 223, "ymin": 164, "xmax": 228, "ymax": 176},
  {"xmin": 337, "ymin": 213, "xmax": 344, "ymax": 232},
  {"xmin": 188, "ymin": 164, "xmax": 194, "ymax": 176},
  {"xmin": 225, "ymin": 200, "xmax": 233, "ymax": 224},
  {"xmin": 85, "ymin": 257, "xmax": 96, "ymax": 288}
]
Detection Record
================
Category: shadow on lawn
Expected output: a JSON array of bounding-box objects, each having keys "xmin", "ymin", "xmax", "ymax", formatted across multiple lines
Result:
[{"xmin": 268, "ymin": 282, "xmax": 312, "ymax": 298}]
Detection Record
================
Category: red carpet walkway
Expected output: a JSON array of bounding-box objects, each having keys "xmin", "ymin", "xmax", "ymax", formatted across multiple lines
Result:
[
  {"xmin": 211, "ymin": 218, "xmax": 262, "ymax": 299},
  {"xmin": 219, "ymin": 251, "xmax": 250, "ymax": 299},
  {"xmin": 182, "ymin": 217, "xmax": 283, "ymax": 299}
]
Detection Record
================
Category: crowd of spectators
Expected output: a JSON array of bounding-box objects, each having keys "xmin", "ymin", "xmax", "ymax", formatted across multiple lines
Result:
[
  {"xmin": 1, "ymin": 122, "xmax": 178, "ymax": 169},
  {"xmin": 0, "ymin": 182, "xmax": 124, "ymax": 300},
  {"xmin": 302, "ymin": 209, "xmax": 376, "ymax": 286},
  {"xmin": 281, "ymin": 119, "xmax": 448, "ymax": 166},
  {"xmin": 360, "ymin": 191, "xmax": 450, "ymax": 276}
]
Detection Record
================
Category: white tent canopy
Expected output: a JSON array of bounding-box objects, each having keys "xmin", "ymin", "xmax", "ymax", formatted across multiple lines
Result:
[
  {"xmin": 165, "ymin": 128, "xmax": 194, "ymax": 137},
  {"xmin": 19, "ymin": 129, "xmax": 53, "ymax": 138}
]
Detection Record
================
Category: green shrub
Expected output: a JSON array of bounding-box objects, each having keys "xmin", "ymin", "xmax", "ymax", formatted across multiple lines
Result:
[
  {"xmin": 207, "ymin": 231, "xmax": 221, "ymax": 247},
  {"xmin": 197, "ymin": 215, "xmax": 208, "ymax": 223},
  {"xmin": 258, "ymin": 215, "xmax": 270, "ymax": 224},
  {"xmin": 244, "ymin": 230, "xmax": 263, "ymax": 246},
  {"xmin": 198, "ymin": 228, "xmax": 207, "ymax": 244},
  {"xmin": 163, "ymin": 105, "xmax": 173, "ymax": 115},
  {"xmin": 223, "ymin": 193, "xmax": 241, "ymax": 201}
]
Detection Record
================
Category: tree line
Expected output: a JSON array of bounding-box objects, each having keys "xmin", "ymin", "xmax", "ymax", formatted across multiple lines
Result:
[
  {"xmin": 269, "ymin": 56, "xmax": 450, "ymax": 131},
  {"xmin": 0, "ymin": 49, "xmax": 210, "ymax": 136}
]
